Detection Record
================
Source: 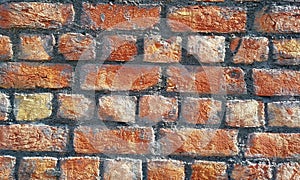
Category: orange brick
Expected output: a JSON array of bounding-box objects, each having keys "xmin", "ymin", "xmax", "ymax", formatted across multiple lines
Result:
[
  {"xmin": 276, "ymin": 162, "xmax": 300, "ymax": 180},
  {"xmin": 103, "ymin": 159, "xmax": 142, "ymax": 180},
  {"xmin": 0, "ymin": 156, "xmax": 15, "ymax": 180},
  {"xmin": 82, "ymin": 3, "xmax": 160, "ymax": 30},
  {"xmin": 0, "ymin": 93, "xmax": 10, "ymax": 121},
  {"xmin": 231, "ymin": 163, "xmax": 272, "ymax": 180},
  {"xmin": 0, "ymin": 2, "xmax": 74, "ymax": 29},
  {"xmin": 273, "ymin": 39, "xmax": 300, "ymax": 65},
  {"xmin": 191, "ymin": 161, "xmax": 227, "ymax": 180},
  {"xmin": 0, "ymin": 35, "xmax": 13, "ymax": 60},
  {"xmin": 147, "ymin": 160, "xmax": 185, "ymax": 180}
]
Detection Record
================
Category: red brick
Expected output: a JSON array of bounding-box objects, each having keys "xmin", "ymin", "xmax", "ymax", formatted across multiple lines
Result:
[
  {"xmin": 191, "ymin": 161, "xmax": 227, "ymax": 180},
  {"xmin": 18, "ymin": 157, "xmax": 58, "ymax": 180},
  {"xmin": 98, "ymin": 95, "xmax": 137, "ymax": 123},
  {"xmin": 58, "ymin": 33, "xmax": 96, "ymax": 61},
  {"xmin": 0, "ymin": 2, "xmax": 74, "ymax": 29},
  {"xmin": 0, "ymin": 156, "xmax": 15, "ymax": 180},
  {"xmin": 102, "ymin": 35, "xmax": 137, "ymax": 61},
  {"xmin": 144, "ymin": 36, "xmax": 182, "ymax": 63},
  {"xmin": 82, "ymin": 3, "xmax": 160, "ymax": 30},
  {"xmin": 0, "ymin": 124, "xmax": 68, "ymax": 152},
  {"xmin": 139, "ymin": 95, "xmax": 178, "ymax": 123},
  {"xmin": 166, "ymin": 66, "xmax": 246, "ymax": 94},
  {"xmin": 0, "ymin": 62, "xmax": 73, "ymax": 89},
  {"xmin": 181, "ymin": 98, "xmax": 222, "ymax": 125},
  {"xmin": 0, "ymin": 93, "xmax": 10, "ymax": 121},
  {"xmin": 58, "ymin": 94, "xmax": 95, "ymax": 120},
  {"xmin": 167, "ymin": 6, "xmax": 246, "ymax": 33},
  {"xmin": 103, "ymin": 159, "xmax": 142, "ymax": 180},
  {"xmin": 268, "ymin": 101, "xmax": 300, "ymax": 128},
  {"xmin": 245, "ymin": 133, "xmax": 300, "ymax": 158},
  {"xmin": 187, "ymin": 36, "xmax": 226, "ymax": 63},
  {"xmin": 231, "ymin": 163, "xmax": 272, "ymax": 180},
  {"xmin": 147, "ymin": 160, "xmax": 185, "ymax": 180},
  {"xmin": 230, "ymin": 37, "xmax": 269, "ymax": 64},
  {"xmin": 273, "ymin": 39, "xmax": 300, "ymax": 65},
  {"xmin": 74, "ymin": 126, "xmax": 154, "ymax": 154},
  {"xmin": 226, "ymin": 100, "xmax": 265, "ymax": 127},
  {"xmin": 255, "ymin": 6, "xmax": 300, "ymax": 33},
  {"xmin": 276, "ymin": 162, "xmax": 300, "ymax": 180},
  {"xmin": 159, "ymin": 128, "xmax": 238, "ymax": 156},
  {"xmin": 60, "ymin": 157, "xmax": 100, "ymax": 180},
  {"xmin": 253, "ymin": 68, "xmax": 300, "ymax": 96},
  {"xmin": 80, "ymin": 64, "xmax": 161, "ymax": 91},
  {"xmin": 0, "ymin": 35, "xmax": 13, "ymax": 60}
]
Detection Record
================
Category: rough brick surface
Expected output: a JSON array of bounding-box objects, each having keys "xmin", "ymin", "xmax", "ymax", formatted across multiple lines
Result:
[
  {"xmin": 0, "ymin": 93, "xmax": 10, "ymax": 121},
  {"xmin": 147, "ymin": 160, "xmax": 185, "ymax": 180},
  {"xmin": 273, "ymin": 39, "xmax": 300, "ymax": 65},
  {"xmin": 231, "ymin": 163, "xmax": 272, "ymax": 180},
  {"xmin": 0, "ymin": 35, "xmax": 13, "ymax": 60},
  {"xmin": 276, "ymin": 162, "xmax": 300, "ymax": 180},
  {"xmin": 0, "ymin": 156, "xmax": 15, "ymax": 180},
  {"xmin": 103, "ymin": 159, "xmax": 142, "ymax": 180},
  {"xmin": 191, "ymin": 161, "xmax": 227, "ymax": 180}
]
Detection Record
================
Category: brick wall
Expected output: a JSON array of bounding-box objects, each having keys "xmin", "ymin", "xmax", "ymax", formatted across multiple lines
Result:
[{"xmin": 0, "ymin": 0, "xmax": 299, "ymax": 179}]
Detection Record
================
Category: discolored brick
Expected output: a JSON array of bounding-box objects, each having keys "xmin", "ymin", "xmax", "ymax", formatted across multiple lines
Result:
[
  {"xmin": 0, "ymin": 156, "xmax": 15, "ymax": 180},
  {"xmin": 191, "ymin": 161, "xmax": 227, "ymax": 180},
  {"xmin": 276, "ymin": 162, "xmax": 300, "ymax": 180},
  {"xmin": 0, "ymin": 93, "xmax": 10, "ymax": 121},
  {"xmin": 231, "ymin": 163, "xmax": 272, "ymax": 180},
  {"xmin": 273, "ymin": 39, "xmax": 300, "ymax": 65},
  {"xmin": 103, "ymin": 159, "xmax": 142, "ymax": 180},
  {"xmin": 0, "ymin": 35, "xmax": 13, "ymax": 60},
  {"xmin": 147, "ymin": 160, "xmax": 185, "ymax": 180}
]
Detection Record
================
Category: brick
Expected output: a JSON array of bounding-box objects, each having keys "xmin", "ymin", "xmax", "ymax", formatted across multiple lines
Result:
[
  {"xmin": 82, "ymin": 3, "xmax": 160, "ymax": 30},
  {"xmin": 139, "ymin": 95, "xmax": 178, "ymax": 123},
  {"xmin": 276, "ymin": 162, "xmax": 300, "ymax": 180},
  {"xmin": 0, "ymin": 124, "xmax": 68, "ymax": 152},
  {"xmin": 144, "ymin": 36, "xmax": 182, "ymax": 63},
  {"xmin": 58, "ymin": 33, "xmax": 96, "ymax": 61},
  {"xmin": 231, "ymin": 163, "xmax": 272, "ymax": 180},
  {"xmin": 0, "ymin": 93, "xmax": 10, "ymax": 121},
  {"xmin": 19, "ymin": 34, "xmax": 55, "ymax": 61},
  {"xmin": 103, "ymin": 159, "xmax": 142, "ymax": 180},
  {"xmin": 159, "ymin": 128, "xmax": 238, "ymax": 156},
  {"xmin": 74, "ymin": 126, "xmax": 154, "ymax": 154},
  {"xmin": 245, "ymin": 133, "xmax": 300, "ymax": 158},
  {"xmin": 166, "ymin": 66, "xmax": 246, "ymax": 94},
  {"xmin": 0, "ymin": 2, "xmax": 74, "ymax": 29},
  {"xmin": 273, "ymin": 39, "xmax": 300, "ymax": 65},
  {"xmin": 255, "ymin": 6, "xmax": 300, "ymax": 33},
  {"xmin": 60, "ymin": 157, "xmax": 100, "ymax": 180},
  {"xmin": 0, "ymin": 62, "xmax": 73, "ymax": 89},
  {"xmin": 268, "ymin": 101, "xmax": 300, "ymax": 128},
  {"xmin": 18, "ymin": 157, "xmax": 58, "ymax": 180},
  {"xmin": 181, "ymin": 98, "xmax": 222, "ymax": 125},
  {"xmin": 187, "ymin": 36, "xmax": 225, "ymax": 63},
  {"xmin": 167, "ymin": 6, "xmax": 246, "ymax": 33},
  {"xmin": 191, "ymin": 161, "xmax": 227, "ymax": 180},
  {"xmin": 0, "ymin": 156, "xmax": 15, "ymax": 180},
  {"xmin": 102, "ymin": 35, "xmax": 137, "ymax": 61},
  {"xmin": 147, "ymin": 160, "xmax": 185, "ymax": 180},
  {"xmin": 14, "ymin": 93, "xmax": 52, "ymax": 121},
  {"xmin": 0, "ymin": 35, "xmax": 13, "ymax": 60},
  {"xmin": 226, "ymin": 100, "xmax": 265, "ymax": 127},
  {"xmin": 230, "ymin": 37, "xmax": 269, "ymax": 64},
  {"xmin": 58, "ymin": 94, "xmax": 95, "ymax": 120},
  {"xmin": 98, "ymin": 95, "xmax": 136, "ymax": 123},
  {"xmin": 80, "ymin": 64, "xmax": 161, "ymax": 91},
  {"xmin": 253, "ymin": 68, "xmax": 300, "ymax": 96}
]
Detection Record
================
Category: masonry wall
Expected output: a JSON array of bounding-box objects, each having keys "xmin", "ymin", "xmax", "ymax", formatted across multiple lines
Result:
[{"xmin": 0, "ymin": 0, "xmax": 299, "ymax": 179}]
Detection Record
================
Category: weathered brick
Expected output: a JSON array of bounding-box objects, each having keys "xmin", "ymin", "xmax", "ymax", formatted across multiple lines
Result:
[
  {"xmin": 0, "ymin": 2, "xmax": 74, "ymax": 29},
  {"xmin": 268, "ymin": 101, "xmax": 300, "ymax": 128},
  {"xmin": 255, "ymin": 6, "xmax": 300, "ymax": 33},
  {"xmin": 102, "ymin": 35, "xmax": 137, "ymax": 61},
  {"xmin": 167, "ymin": 6, "xmax": 246, "ymax": 33},
  {"xmin": 181, "ymin": 98, "xmax": 222, "ymax": 125},
  {"xmin": 0, "ymin": 93, "xmax": 10, "ymax": 121},
  {"xmin": 166, "ymin": 66, "xmax": 246, "ymax": 94},
  {"xmin": 230, "ymin": 37, "xmax": 269, "ymax": 64},
  {"xmin": 103, "ymin": 159, "xmax": 142, "ymax": 180},
  {"xmin": 58, "ymin": 33, "xmax": 96, "ymax": 61},
  {"xmin": 18, "ymin": 157, "xmax": 57, "ymax": 180},
  {"xmin": 98, "ymin": 95, "xmax": 136, "ymax": 123},
  {"xmin": 60, "ymin": 157, "xmax": 100, "ymax": 180},
  {"xmin": 139, "ymin": 95, "xmax": 178, "ymax": 123},
  {"xmin": 276, "ymin": 162, "xmax": 300, "ymax": 180},
  {"xmin": 58, "ymin": 94, "xmax": 95, "ymax": 120},
  {"xmin": 0, "ymin": 62, "xmax": 73, "ymax": 89},
  {"xmin": 191, "ymin": 161, "xmax": 227, "ymax": 180},
  {"xmin": 0, "ymin": 156, "xmax": 15, "ymax": 180},
  {"xmin": 187, "ymin": 36, "xmax": 225, "ymax": 63},
  {"xmin": 80, "ymin": 64, "xmax": 161, "ymax": 91},
  {"xmin": 19, "ymin": 34, "xmax": 55, "ymax": 61},
  {"xmin": 0, "ymin": 35, "xmax": 13, "ymax": 60},
  {"xmin": 226, "ymin": 100, "xmax": 265, "ymax": 127},
  {"xmin": 147, "ymin": 160, "xmax": 185, "ymax": 180},
  {"xmin": 273, "ymin": 39, "xmax": 300, "ymax": 65},
  {"xmin": 144, "ymin": 36, "xmax": 182, "ymax": 63},
  {"xmin": 74, "ymin": 126, "xmax": 154, "ymax": 154},
  {"xmin": 0, "ymin": 124, "xmax": 68, "ymax": 152},
  {"xmin": 231, "ymin": 163, "xmax": 272, "ymax": 180},
  {"xmin": 245, "ymin": 133, "xmax": 300, "ymax": 158},
  {"xmin": 82, "ymin": 3, "xmax": 160, "ymax": 30},
  {"xmin": 253, "ymin": 68, "xmax": 300, "ymax": 96},
  {"xmin": 159, "ymin": 128, "xmax": 238, "ymax": 156}
]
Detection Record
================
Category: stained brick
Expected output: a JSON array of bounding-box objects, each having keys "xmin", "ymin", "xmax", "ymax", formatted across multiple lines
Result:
[
  {"xmin": 0, "ymin": 93, "xmax": 10, "ymax": 121},
  {"xmin": 103, "ymin": 159, "xmax": 142, "ymax": 180},
  {"xmin": 147, "ymin": 160, "xmax": 185, "ymax": 180},
  {"xmin": 231, "ymin": 163, "xmax": 272, "ymax": 180},
  {"xmin": 276, "ymin": 162, "xmax": 300, "ymax": 180},
  {"xmin": 0, "ymin": 35, "xmax": 13, "ymax": 60},
  {"xmin": 0, "ymin": 156, "xmax": 15, "ymax": 180},
  {"xmin": 273, "ymin": 39, "xmax": 300, "ymax": 65},
  {"xmin": 191, "ymin": 161, "xmax": 227, "ymax": 180}
]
